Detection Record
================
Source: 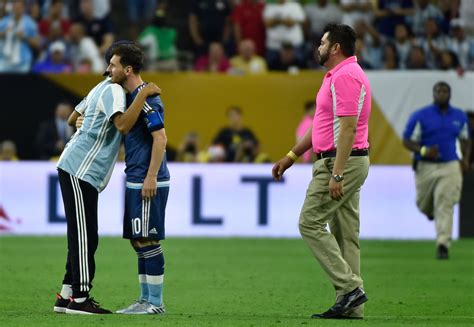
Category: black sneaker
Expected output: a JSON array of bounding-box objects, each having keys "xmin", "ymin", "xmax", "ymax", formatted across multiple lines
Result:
[
  {"xmin": 311, "ymin": 287, "xmax": 368, "ymax": 319},
  {"xmin": 437, "ymin": 245, "xmax": 449, "ymax": 260},
  {"xmin": 65, "ymin": 297, "xmax": 112, "ymax": 314},
  {"xmin": 53, "ymin": 293, "xmax": 70, "ymax": 313}
]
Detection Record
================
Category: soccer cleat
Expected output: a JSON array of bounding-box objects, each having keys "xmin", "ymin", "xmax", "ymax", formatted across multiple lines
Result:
[
  {"xmin": 65, "ymin": 297, "xmax": 112, "ymax": 314},
  {"xmin": 311, "ymin": 287, "xmax": 368, "ymax": 319},
  {"xmin": 146, "ymin": 303, "xmax": 166, "ymax": 314},
  {"xmin": 116, "ymin": 300, "xmax": 149, "ymax": 314},
  {"xmin": 53, "ymin": 292, "xmax": 70, "ymax": 313},
  {"xmin": 437, "ymin": 245, "xmax": 449, "ymax": 259}
]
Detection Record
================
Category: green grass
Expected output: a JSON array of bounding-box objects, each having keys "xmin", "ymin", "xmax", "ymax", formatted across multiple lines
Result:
[{"xmin": 0, "ymin": 237, "xmax": 473, "ymax": 326}]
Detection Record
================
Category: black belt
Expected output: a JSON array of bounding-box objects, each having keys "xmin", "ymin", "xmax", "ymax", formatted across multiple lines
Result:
[{"xmin": 316, "ymin": 149, "xmax": 368, "ymax": 160}]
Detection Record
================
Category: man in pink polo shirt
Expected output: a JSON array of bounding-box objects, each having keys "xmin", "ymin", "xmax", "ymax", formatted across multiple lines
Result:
[{"xmin": 272, "ymin": 23, "xmax": 371, "ymax": 320}]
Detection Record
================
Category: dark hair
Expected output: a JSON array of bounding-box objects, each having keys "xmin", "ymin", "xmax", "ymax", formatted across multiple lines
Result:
[
  {"xmin": 433, "ymin": 81, "xmax": 451, "ymax": 93},
  {"xmin": 111, "ymin": 43, "xmax": 145, "ymax": 73},
  {"xmin": 323, "ymin": 23, "xmax": 356, "ymax": 57}
]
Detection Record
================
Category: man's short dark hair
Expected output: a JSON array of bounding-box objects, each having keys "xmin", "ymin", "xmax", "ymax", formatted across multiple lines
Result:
[
  {"xmin": 323, "ymin": 23, "xmax": 356, "ymax": 57},
  {"xmin": 433, "ymin": 81, "xmax": 451, "ymax": 93},
  {"xmin": 111, "ymin": 43, "xmax": 145, "ymax": 73}
]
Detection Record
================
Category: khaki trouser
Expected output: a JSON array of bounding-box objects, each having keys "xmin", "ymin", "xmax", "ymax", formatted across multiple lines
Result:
[
  {"xmin": 299, "ymin": 156, "xmax": 369, "ymax": 316},
  {"xmin": 415, "ymin": 161, "xmax": 463, "ymax": 247}
]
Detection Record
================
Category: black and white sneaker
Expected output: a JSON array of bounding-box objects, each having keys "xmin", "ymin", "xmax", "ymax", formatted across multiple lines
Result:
[
  {"xmin": 311, "ymin": 287, "xmax": 368, "ymax": 319},
  {"xmin": 146, "ymin": 303, "xmax": 166, "ymax": 314},
  {"xmin": 53, "ymin": 293, "xmax": 70, "ymax": 313},
  {"xmin": 65, "ymin": 297, "xmax": 112, "ymax": 315}
]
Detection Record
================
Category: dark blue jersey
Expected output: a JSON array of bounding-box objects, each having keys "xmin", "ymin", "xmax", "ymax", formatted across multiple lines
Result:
[
  {"xmin": 124, "ymin": 83, "xmax": 170, "ymax": 183},
  {"xmin": 403, "ymin": 104, "xmax": 470, "ymax": 162}
]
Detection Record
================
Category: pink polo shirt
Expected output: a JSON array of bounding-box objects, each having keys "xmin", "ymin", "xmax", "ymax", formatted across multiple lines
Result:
[{"xmin": 312, "ymin": 56, "xmax": 371, "ymax": 153}]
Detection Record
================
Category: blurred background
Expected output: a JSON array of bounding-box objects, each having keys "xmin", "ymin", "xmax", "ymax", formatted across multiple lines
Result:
[{"xmin": 0, "ymin": 0, "xmax": 473, "ymax": 239}]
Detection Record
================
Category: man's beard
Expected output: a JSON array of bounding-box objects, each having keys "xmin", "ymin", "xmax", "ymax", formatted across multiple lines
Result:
[
  {"xmin": 112, "ymin": 74, "xmax": 126, "ymax": 85},
  {"xmin": 318, "ymin": 50, "xmax": 329, "ymax": 66}
]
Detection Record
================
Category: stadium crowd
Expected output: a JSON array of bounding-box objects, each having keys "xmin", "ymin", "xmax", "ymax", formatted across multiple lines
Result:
[
  {"xmin": 1, "ymin": 0, "xmax": 474, "ymax": 162},
  {"xmin": 0, "ymin": 0, "xmax": 473, "ymax": 74}
]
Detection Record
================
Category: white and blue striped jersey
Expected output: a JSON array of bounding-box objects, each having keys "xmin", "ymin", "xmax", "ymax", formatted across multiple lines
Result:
[{"xmin": 57, "ymin": 77, "xmax": 126, "ymax": 192}]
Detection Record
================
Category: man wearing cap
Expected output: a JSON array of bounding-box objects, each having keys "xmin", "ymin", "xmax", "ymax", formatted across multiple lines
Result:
[
  {"xmin": 32, "ymin": 41, "xmax": 71, "ymax": 73},
  {"xmin": 272, "ymin": 23, "xmax": 371, "ymax": 319},
  {"xmin": 52, "ymin": 41, "xmax": 161, "ymax": 315}
]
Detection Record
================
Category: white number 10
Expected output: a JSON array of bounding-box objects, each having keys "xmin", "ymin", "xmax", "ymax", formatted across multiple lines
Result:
[{"xmin": 132, "ymin": 218, "xmax": 141, "ymax": 234}]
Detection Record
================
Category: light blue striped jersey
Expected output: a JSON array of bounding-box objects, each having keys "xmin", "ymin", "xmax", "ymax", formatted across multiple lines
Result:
[{"xmin": 57, "ymin": 77, "xmax": 126, "ymax": 192}]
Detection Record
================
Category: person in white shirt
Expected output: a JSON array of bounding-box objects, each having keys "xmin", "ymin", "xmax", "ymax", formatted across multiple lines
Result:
[
  {"xmin": 263, "ymin": 0, "xmax": 305, "ymax": 66},
  {"xmin": 340, "ymin": 0, "xmax": 373, "ymax": 28},
  {"xmin": 68, "ymin": 22, "xmax": 104, "ymax": 73},
  {"xmin": 447, "ymin": 19, "xmax": 474, "ymax": 70},
  {"xmin": 304, "ymin": 0, "xmax": 342, "ymax": 42}
]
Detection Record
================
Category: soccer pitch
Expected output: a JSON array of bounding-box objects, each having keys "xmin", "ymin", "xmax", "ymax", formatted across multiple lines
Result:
[{"xmin": 0, "ymin": 237, "xmax": 473, "ymax": 326}]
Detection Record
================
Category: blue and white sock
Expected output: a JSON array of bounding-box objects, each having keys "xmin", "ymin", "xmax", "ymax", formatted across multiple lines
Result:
[
  {"xmin": 142, "ymin": 245, "xmax": 165, "ymax": 307},
  {"xmin": 136, "ymin": 248, "xmax": 149, "ymax": 302}
]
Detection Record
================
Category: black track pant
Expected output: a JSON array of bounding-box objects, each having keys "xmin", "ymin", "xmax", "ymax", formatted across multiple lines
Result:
[{"xmin": 58, "ymin": 169, "xmax": 99, "ymax": 298}]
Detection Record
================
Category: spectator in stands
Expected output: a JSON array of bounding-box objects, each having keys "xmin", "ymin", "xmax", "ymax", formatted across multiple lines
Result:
[
  {"xmin": 128, "ymin": 0, "xmax": 157, "ymax": 25},
  {"xmin": 231, "ymin": 0, "xmax": 266, "ymax": 57},
  {"xmin": 340, "ymin": 0, "xmax": 373, "ymax": 28},
  {"xmin": 177, "ymin": 131, "xmax": 200, "ymax": 162},
  {"xmin": 409, "ymin": 0, "xmax": 443, "ymax": 37},
  {"xmin": 194, "ymin": 41, "xmax": 230, "ymax": 73},
  {"xmin": 381, "ymin": 42, "xmax": 399, "ymax": 69},
  {"xmin": 417, "ymin": 17, "xmax": 449, "ymax": 69},
  {"xmin": 394, "ymin": 23, "xmax": 414, "ymax": 69},
  {"xmin": 75, "ymin": 0, "xmax": 114, "ymax": 55},
  {"xmin": 212, "ymin": 106, "xmax": 258, "ymax": 162},
  {"xmin": 438, "ymin": 50, "xmax": 459, "ymax": 70},
  {"xmin": 296, "ymin": 100, "xmax": 315, "ymax": 163},
  {"xmin": 269, "ymin": 42, "xmax": 306, "ymax": 72},
  {"xmin": 0, "ymin": 140, "xmax": 18, "ymax": 161},
  {"xmin": 91, "ymin": 0, "xmax": 110, "ymax": 20},
  {"xmin": 263, "ymin": 0, "xmax": 305, "ymax": 68},
  {"xmin": 0, "ymin": 0, "xmax": 39, "ymax": 73},
  {"xmin": 355, "ymin": 37, "xmax": 373, "ymax": 69},
  {"xmin": 447, "ymin": 19, "xmax": 474, "ymax": 71},
  {"xmin": 438, "ymin": 0, "xmax": 459, "ymax": 33},
  {"xmin": 189, "ymin": 0, "xmax": 232, "ymax": 57},
  {"xmin": 304, "ymin": 0, "xmax": 342, "ymax": 44},
  {"xmin": 127, "ymin": 0, "xmax": 158, "ymax": 40},
  {"xmin": 68, "ymin": 22, "xmax": 104, "ymax": 73},
  {"xmin": 459, "ymin": 0, "xmax": 474, "ymax": 36},
  {"xmin": 375, "ymin": 0, "xmax": 415, "ymax": 38},
  {"xmin": 235, "ymin": 139, "xmax": 270, "ymax": 163},
  {"xmin": 229, "ymin": 38, "xmax": 267, "ymax": 75},
  {"xmin": 354, "ymin": 19, "xmax": 382, "ymax": 69},
  {"xmin": 38, "ymin": 0, "xmax": 71, "ymax": 44},
  {"xmin": 36, "ymin": 100, "xmax": 74, "ymax": 159},
  {"xmin": 32, "ymin": 39, "xmax": 71, "ymax": 73},
  {"xmin": 138, "ymin": 1, "xmax": 178, "ymax": 72},
  {"xmin": 406, "ymin": 45, "xmax": 428, "ymax": 69}
]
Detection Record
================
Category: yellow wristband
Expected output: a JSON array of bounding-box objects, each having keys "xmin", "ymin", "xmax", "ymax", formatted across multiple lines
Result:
[
  {"xmin": 286, "ymin": 150, "xmax": 298, "ymax": 161},
  {"xmin": 420, "ymin": 146, "xmax": 427, "ymax": 157}
]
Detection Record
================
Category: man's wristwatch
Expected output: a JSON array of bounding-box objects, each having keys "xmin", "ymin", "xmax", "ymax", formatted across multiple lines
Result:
[{"xmin": 332, "ymin": 174, "xmax": 344, "ymax": 182}]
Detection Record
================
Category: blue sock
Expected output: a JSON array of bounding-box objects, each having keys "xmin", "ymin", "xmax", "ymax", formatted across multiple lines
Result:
[
  {"xmin": 142, "ymin": 245, "xmax": 165, "ymax": 306},
  {"xmin": 135, "ymin": 248, "xmax": 148, "ymax": 301}
]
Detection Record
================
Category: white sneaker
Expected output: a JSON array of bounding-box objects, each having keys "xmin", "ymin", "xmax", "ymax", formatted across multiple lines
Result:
[
  {"xmin": 146, "ymin": 303, "xmax": 166, "ymax": 314},
  {"xmin": 116, "ymin": 300, "xmax": 149, "ymax": 314}
]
